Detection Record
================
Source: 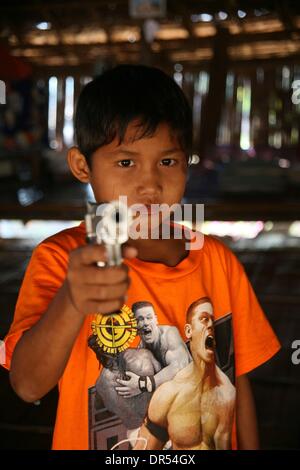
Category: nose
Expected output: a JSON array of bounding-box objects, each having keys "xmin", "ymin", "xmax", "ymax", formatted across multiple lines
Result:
[{"xmin": 136, "ymin": 166, "xmax": 162, "ymax": 199}]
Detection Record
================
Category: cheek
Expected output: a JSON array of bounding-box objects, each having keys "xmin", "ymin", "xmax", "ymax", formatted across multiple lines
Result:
[
  {"xmin": 90, "ymin": 170, "xmax": 130, "ymax": 201},
  {"xmin": 164, "ymin": 171, "xmax": 187, "ymax": 198},
  {"xmin": 194, "ymin": 325, "xmax": 205, "ymax": 337}
]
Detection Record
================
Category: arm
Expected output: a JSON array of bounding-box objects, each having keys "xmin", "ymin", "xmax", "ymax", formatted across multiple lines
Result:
[
  {"xmin": 134, "ymin": 423, "xmax": 165, "ymax": 450},
  {"xmin": 116, "ymin": 328, "xmax": 191, "ymax": 397},
  {"xmin": 10, "ymin": 281, "xmax": 85, "ymax": 403},
  {"xmin": 236, "ymin": 374, "xmax": 259, "ymax": 449},
  {"xmin": 152, "ymin": 328, "xmax": 191, "ymax": 388},
  {"xmin": 10, "ymin": 244, "xmax": 135, "ymax": 403},
  {"xmin": 134, "ymin": 382, "xmax": 172, "ymax": 450},
  {"xmin": 214, "ymin": 380, "xmax": 236, "ymax": 450}
]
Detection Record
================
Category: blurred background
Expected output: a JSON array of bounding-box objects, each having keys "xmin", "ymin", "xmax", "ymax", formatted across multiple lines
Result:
[{"xmin": 0, "ymin": 0, "xmax": 299, "ymax": 450}]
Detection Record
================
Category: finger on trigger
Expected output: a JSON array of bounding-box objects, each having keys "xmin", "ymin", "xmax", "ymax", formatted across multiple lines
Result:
[{"xmin": 79, "ymin": 244, "xmax": 108, "ymax": 265}]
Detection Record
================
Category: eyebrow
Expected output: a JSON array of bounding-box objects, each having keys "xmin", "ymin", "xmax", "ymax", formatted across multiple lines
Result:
[{"xmin": 108, "ymin": 147, "xmax": 182, "ymax": 157}]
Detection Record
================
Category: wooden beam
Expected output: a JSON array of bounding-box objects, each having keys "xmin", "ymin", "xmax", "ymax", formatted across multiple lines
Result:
[{"xmin": 6, "ymin": 28, "xmax": 300, "ymax": 54}]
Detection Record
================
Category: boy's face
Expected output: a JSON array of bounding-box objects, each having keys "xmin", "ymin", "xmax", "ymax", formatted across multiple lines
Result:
[{"xmin": 69, "ymin": 121, "xmax": 188, "ymax": 208}]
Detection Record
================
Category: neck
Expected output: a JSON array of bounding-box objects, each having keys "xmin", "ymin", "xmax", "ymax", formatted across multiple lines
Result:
[
  {"xmin": 129, "ymin": 224, "xmax": 188, "ymax": 266},
  {"xmin": 190, "ymin": 350, "xmax": 217, "ymax": 386},
  {"xmin": 143, "ymin": 330, "xmax": 160, "ymax": 349}
]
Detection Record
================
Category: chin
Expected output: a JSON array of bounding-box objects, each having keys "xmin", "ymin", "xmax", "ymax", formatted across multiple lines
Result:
[
  {"xmin": 142, "ymin": 336, "xmax": 152, "ymax": 344},
  {"xmin": 199, "ymin": 349, "xmax": 214, "ymax": 364},
  {"xmin": 145, "ymin": 338, "xmax": 154, "ymax": 344},
  {"xmin": 204, "ymin": 353, "xmax": 215, "ymax": 364}
]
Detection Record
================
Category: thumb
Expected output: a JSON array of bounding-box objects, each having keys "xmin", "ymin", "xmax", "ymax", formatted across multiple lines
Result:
[
  {"xmin": 125, "ymin": 371, "xmax": 135, "ymax": 378},
  {"xmin": 122, "ymin": 244, "xmax": 138, "ymax": 259}
]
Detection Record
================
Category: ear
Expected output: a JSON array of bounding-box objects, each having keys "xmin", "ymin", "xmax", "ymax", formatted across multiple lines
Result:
[
  {"xmin": 67, "ymin": 146, "xmax": 91, "ymax": 183},
  {"xmin": 184, "ymin": 323, "xmax": 192, "ymax": 339}
]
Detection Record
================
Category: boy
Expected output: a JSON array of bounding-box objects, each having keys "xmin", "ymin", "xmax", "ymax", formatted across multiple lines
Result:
[{"xmin": 2, "ymin": 65, "xmax": 280, "ymax": 450}]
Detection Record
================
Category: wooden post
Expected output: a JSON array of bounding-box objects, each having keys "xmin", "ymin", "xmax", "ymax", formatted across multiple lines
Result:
[{"xmin": 199, "ymin": 26, "xmax": 229, "ymax": 158}]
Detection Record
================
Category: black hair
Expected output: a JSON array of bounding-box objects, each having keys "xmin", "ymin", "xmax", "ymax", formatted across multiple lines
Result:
[
  {"xmin": 186, "ymin": 297, "xmax": 213, "ymax": 324},
  {"xmin": 75, "ymin": 64, "xmax": 192, "ymax": 166},
  {"xmin": 132, "ymin": 300, "xmax": 155, "ymax": 315}
]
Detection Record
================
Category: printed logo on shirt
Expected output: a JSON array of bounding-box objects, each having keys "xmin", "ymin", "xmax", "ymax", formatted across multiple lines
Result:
[
  {"xmin": 87, "ymin": 298, "xmax": 235, "ymax": 450},
  {"xmin": 91, "ymin": 305, "xmax": 138, "ymax": 355}
]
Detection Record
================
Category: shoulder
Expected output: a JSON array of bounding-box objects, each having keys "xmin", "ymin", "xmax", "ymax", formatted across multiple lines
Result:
[
  {"xmin": 203, "ymin": 234, "xmax": 242, "ymax": 274},
  {"xmin": 34, "ymin": 222, "xmax": 86, "ymax": 260},
  {"xmin": 160, "ymin": 325, "xmax": 182, "ymax": 343},
  {"xmin": 217, "ymin": 366, "xmax": 236, "ymax": 394},
  {"xmin": 149, "ymin": 379, "xmax": 177, "ymax": 410},
  {"xmin": 41, "ymin": 222, "xmax": 86, "ymax": 251},
  {"xmin": 213, "ymin": 368, "xmax": 236, "ymax": 414},
  {"xmin": 160, "ymin": 325, "xmax": 179, "ymax": 336},
  {"xmin": 203, "ymin": 234, "xmax": 234, "ymax": 259},
  {"xmin": 187, "ymin": 231, "xmax": 235, "ymax": 264},
  {"xmin": 26, "ymin": 223, "xmax": 86, "ymax": 278}
]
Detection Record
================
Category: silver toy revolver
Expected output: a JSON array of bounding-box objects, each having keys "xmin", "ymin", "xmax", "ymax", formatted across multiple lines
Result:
[{"xmin": 85, "ymin": 199, "xmax": 133, "ymax": 267}]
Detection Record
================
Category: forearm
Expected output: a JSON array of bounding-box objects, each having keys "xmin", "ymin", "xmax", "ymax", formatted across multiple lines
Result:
[
  {"xmin": 154, "ymin": 363, "xmax": 178, "ymax": 388},
  {"xmin": 215, "ymin": 433, "xmax": 231, "ymax": 451},
  {"xmin": 134, "ymin": 424, "xmax": 165, "ymax": 450},
  {"xmin": 236, "ymin": 374, "xmax": 260, "ymax": 449},
  {"xmin": 10, "ymin": 281, "xmax": 84, "ymax": 402}
]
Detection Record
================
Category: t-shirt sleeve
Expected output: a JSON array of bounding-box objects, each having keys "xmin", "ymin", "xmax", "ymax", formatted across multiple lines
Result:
[
  {"xmin": 1, "ymin": 240, "xmax": 68, "ymax": 370},
  {"xmin": 226, "ymin": 248, "xmax": 281, "ymax": 377}
]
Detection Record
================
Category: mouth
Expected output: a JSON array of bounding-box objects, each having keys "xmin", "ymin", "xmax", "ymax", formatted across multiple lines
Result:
[
  {"xmin": 142, "ymin": 327, "xmax": 152, "ymax": 338},
  {"xmin": 144, "ymin": 204, "xmax": 161, "ymax": 216},
  {"xmin": 147, "ymin": 205, "xmax": 158, "ymax": 214},
  {"xmin": 134, "ymin": 203, "xmax": 161, "ymax": 215},
  {"xmin": 205, "ymin": 335, "xmax": 215, "ymax": 351}
]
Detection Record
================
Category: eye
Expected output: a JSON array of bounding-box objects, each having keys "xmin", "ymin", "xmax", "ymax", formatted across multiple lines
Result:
[
  {"xmin": 160, "ymin": 158, "xmax": 176, "ymax": 166},
  {"xmin": 118, "ymin": 159, "xmax": 134, "ymax": 167}
]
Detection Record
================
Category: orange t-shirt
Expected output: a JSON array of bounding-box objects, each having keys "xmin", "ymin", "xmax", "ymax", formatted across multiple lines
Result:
[{"xmin": 2, "ymin": 222, "xmax": 280, "ymax": 450}]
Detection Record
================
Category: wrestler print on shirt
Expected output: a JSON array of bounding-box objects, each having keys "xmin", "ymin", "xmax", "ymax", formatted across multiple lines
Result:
[{"xmin": 87, "ymin": 297, "xmax": 236, "ymax": 450}]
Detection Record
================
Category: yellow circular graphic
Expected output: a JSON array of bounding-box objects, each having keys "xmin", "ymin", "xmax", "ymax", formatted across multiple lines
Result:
[{"xmin": 91, "ymin": 305, "xmax": 137, "ymax": 354}]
